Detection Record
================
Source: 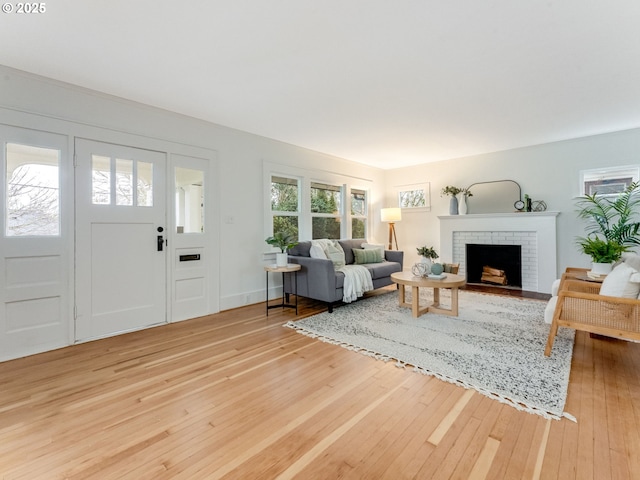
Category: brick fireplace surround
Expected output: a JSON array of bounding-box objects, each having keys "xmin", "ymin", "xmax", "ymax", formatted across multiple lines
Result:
[{"xmin": 438, "ymin": 212, "xmax": 559, "ymax": 294}]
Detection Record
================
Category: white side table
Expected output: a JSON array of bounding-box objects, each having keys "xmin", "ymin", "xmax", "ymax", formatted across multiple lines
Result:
[{"xmin": 264, "ymin": 263, "xmax": 301, "ymax": 315}]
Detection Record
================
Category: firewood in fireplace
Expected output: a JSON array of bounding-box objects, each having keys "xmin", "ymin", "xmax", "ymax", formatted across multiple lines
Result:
[{"xmin": 481, "ymin": 265, "xmax": 508, "ymax": 285}]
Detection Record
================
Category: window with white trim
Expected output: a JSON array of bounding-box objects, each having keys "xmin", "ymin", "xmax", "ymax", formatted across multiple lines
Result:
[
  {"xmin": 350, "ymin": 187, "xmax": 367, "ymax": 239},
  {"xmin": 580, "ymin": 166, "xmax": 639, "ymax": 196},
  {"xmin": 270, "ymin": 175, "xmax": 299, "ymax": 240},
  {"xmin": 311, "ymin": 182, "xmax": 342, "ymax": 239}
]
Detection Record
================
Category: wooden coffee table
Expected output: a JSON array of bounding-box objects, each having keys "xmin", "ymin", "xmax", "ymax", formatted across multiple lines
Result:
[{"xmin": 391, "ymin": 271, "xmax": 466, "ymax": 318}]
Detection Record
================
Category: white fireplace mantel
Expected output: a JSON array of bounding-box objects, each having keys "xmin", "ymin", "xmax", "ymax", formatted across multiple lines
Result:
[{"xmin": 438, "ymin": 212, "xmax": 559, "ymax": 294}]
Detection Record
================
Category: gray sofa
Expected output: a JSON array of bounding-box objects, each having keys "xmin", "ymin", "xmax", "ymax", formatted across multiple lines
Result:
[{"xmin": 284, "ymin": 239, "xmax": 404, "ymax": 312}]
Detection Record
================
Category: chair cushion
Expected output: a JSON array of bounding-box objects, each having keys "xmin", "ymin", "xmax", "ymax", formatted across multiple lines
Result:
[
  {"xmin": 600, "ymin": 262, "xmax": 640, "ymax": 298},
  {"xmin": 551, "ymin": 278, "xmax": 561, "ymax": 297},
  {"xmin": 544, "ymin": 296, "xmax": 558, "ymax": 324}
]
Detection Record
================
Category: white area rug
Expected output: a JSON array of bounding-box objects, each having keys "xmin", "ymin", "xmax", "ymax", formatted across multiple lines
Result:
[{"xmin": 286, "ymin": 290, "xmax": 575, "ymax": 420}]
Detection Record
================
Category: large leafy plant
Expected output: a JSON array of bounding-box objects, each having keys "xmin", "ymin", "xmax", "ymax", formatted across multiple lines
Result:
[
  {"xmin": 575, "ymin": 181, "xmax": 640, "ymax": 263},
  {"xmin": 576, "ymin": 181, "xmax": 640, "ymax": 247}
]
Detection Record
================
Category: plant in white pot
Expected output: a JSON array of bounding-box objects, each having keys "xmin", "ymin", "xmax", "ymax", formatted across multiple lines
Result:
[
  {"xmin": 575, "ymin": 181, "xmax": 640, "ymax": 273},
  {"xmin": 416, "ymin": 246, "xmax": 439, "ymax": 273},
  {"xmin": 265, "ymin": 231, "xmax": 298, "ymax": 267},
  {"xmin": 576, "ymin": 236, "xmax": 626, "ymax": 274}
]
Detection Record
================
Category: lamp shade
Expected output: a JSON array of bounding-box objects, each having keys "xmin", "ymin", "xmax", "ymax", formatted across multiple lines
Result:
[{"xmin": 381, "ymin": 207, "xmax": 402, "ymax": 222}]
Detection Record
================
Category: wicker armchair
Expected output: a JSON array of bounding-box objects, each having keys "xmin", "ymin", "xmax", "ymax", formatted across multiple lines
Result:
[{"xmin": 545, "ymin": 275, "xmax": 640, "ymax": 356}]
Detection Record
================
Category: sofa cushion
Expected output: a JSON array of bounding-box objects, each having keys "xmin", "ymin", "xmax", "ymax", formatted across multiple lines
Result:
[
  {"xmin": 288, "ymin": 241, "xmax": 312, "ymax": 257},
  {"xmin": 600, "ymin": 262, "xmax": 640, "ymax": 298},
  {"xmin": 353, "ymin": 247, "xmax": 384, "ymax": 265},
  {"xmin": 365, "ymin": 260, "xmax": 402, "ymax": 280},
  {"xmin": 338, "ymin": 239, "xmax": 366, "ymax": 264}
]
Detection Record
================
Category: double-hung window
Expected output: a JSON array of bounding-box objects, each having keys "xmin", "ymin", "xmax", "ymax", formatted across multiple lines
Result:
[
  {"xmin": 270, "ymin": 175, "xmax": 299, "ymax": 240},
  {"xmin": 350, "ymin": 188, "xmax": 367, "ymax": 239},
  {"xmin": 311, "ymin": 182, "xmax": 342, "ymax": 239}
]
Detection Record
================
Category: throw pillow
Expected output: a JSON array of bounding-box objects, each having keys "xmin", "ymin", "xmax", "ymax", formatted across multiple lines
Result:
[
  {"xmin": 310, "ymin": 243, "xmax": 328, "ymax": 259},
  {"xmin": 324, "ymin": 240, "xmax": 345, "ymax": 270},
  {"xmin": 362, "ymin": 242, "xmax": 385, "ymax": 252},
  {"xmin": 599, "ymin": 262, "xmax": 640, "ymax": 298},
  {"xmin": 352, "ymin": 247, "xmax": 384, "ymax": 264},
  {"xmin": 623, "ymin": 252, "xmax": 640, "ymax": 272}
]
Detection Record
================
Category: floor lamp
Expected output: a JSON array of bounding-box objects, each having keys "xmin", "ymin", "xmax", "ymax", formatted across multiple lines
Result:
[{"xmin": 381, "ymin": 207, "xmax": 401, "ymax": 250}]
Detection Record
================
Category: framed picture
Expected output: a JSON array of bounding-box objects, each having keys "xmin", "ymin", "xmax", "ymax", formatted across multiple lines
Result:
[{"xmin": 396, "ymin": 183, "xmax": 431, "ymax": 210}]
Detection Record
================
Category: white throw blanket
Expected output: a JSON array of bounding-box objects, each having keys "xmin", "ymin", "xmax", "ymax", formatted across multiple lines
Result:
[{"xmin": 338, "ymin": 264, "xmax": 373, "ymax": 303}]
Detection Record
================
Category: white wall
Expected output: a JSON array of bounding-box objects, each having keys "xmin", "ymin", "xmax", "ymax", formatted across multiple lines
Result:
[
  {"xmin": 385, "ymin": 131, "xmax": 640, "ymax": 279},
  {"xmin": 0, "ymin": 66, "xmax": 388, "ymax": 312}
]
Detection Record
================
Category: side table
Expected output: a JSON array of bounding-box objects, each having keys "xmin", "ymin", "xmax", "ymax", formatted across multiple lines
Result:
[{"xmin": 264, "ymin": 263, "xmax": 301, "ymax": 316}]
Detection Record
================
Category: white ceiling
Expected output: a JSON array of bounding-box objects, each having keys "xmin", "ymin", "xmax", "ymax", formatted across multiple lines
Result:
[{"xmin": 1, "ymin": 1, "xmax": 640, "ymax": 169}]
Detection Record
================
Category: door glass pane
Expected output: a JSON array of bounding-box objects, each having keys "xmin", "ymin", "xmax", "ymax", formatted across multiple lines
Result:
[
  {"xmin": 175, "ymin": 167, "xmax": 204, "ymax": 233},
  {"xmin": 92, "ymin": 155, "xmax": 111, "ymax": 205},
  {"xmin": 6, "ymin": 143, "xmax": 60, "ymax": 236},
  {"xmin": 137, "ymin": 161, "xmax": 153, "ymax": 207},
  {"xmin": 115, "ymin": 158, "xmax": 133, "ymax": 206}
]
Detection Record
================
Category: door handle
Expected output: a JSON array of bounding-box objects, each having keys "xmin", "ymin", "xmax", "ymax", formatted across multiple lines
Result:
[{"xmin": 157, "ymin": 235, "xmax": 164, "ymax": 251}]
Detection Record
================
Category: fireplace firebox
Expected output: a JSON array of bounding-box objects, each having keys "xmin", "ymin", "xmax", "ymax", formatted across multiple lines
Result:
[{"xmin": 466, "ymin": 244, "xmax": 522, "ymax": 288}]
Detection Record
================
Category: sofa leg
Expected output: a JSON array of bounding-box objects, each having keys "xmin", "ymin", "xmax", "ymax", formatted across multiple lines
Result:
[{"xmin": 327, "ymin": 302, "xmax": 333, "ymax": 313}]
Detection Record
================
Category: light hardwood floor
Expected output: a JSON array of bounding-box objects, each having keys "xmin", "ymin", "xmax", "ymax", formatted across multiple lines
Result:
[{"xmin": 1, "ymin": 288, "xmax": 639, "ymax": 479}]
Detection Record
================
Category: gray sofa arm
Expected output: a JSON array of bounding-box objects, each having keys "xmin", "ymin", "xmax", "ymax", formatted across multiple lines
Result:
[
  {"xmin": 285, "ymin": 256, "xmax": 341, "ymax": 303},
  {"xmin": 385, "ymin": 250, "xmax": 404, "ymax": 266}
]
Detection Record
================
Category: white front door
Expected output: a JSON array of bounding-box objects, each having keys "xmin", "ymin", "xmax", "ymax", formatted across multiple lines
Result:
[{"xmin": 75, "ymin": 139, "xmax": 167, "ymax": 341}]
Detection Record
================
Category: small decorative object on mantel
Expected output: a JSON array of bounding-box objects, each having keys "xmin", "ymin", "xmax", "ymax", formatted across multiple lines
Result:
[
  {"xmin": 441, "ymin": 186, "xmax": 472, "ymax": 215},
  {"xmin": 265, "ymin": 230, "xmax": 299, "ymax": 267}
]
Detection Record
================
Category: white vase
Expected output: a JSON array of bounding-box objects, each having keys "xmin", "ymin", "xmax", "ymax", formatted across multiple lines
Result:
[
  {"xmin": 276, "ymin": 252, "xmax": 288, "ymax": 267},
  {"xmin": 591, "ymin": 262, "xmax": 613, "ymax": 275},
  {"xmin": 449, "ymin": 196, "xmax": 459, "ymax": 215},
  {"xmin": 420, "ymin": 257, "xmax": 432, "ymax": 269},
  {"xmin": 459, "ymin": 194, "xmax": 468, "ymax": 215}
]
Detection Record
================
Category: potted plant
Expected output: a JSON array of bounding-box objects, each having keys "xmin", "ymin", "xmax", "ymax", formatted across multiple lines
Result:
[
  {"xmin": 576, "ymin": 236, "xmax": 626, "ymax": 274},
  {"xmin": 265, "ymin": 231, "xmax": 298, "ymax": 267},
  {"xmin": 416, "ymin": 246, "xmax": 439, "ymax": 260},
  {"xmin": 575, "ymin": 181, "xmax": 640, "ymax": 273}
]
